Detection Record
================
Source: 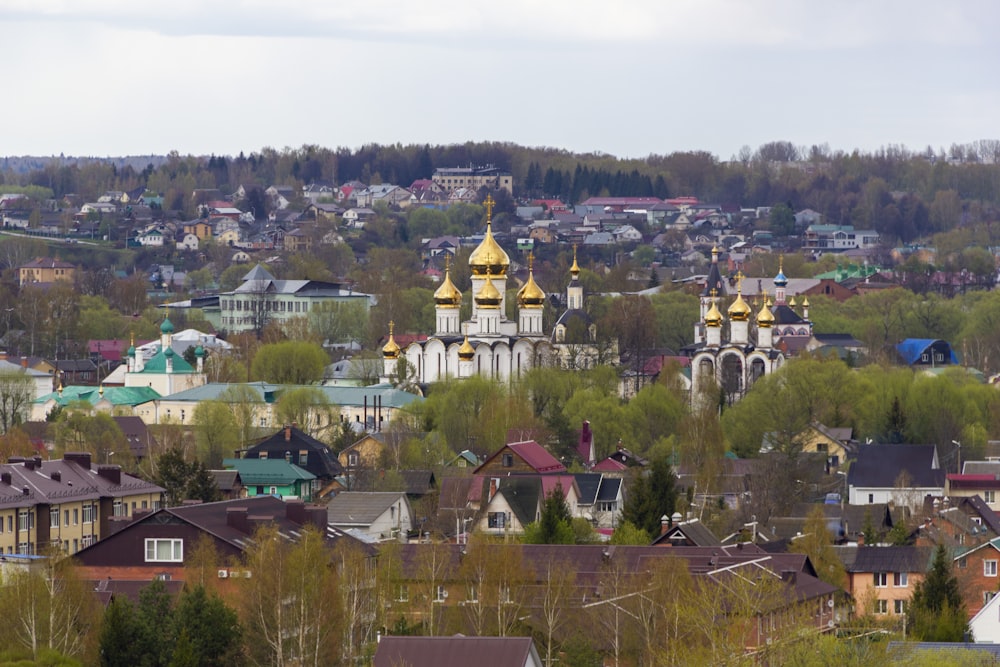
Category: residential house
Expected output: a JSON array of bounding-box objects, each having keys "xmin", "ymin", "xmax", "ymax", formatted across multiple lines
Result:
[
  {"xmin": 74, "ymin": 496, "xmax": 365, "ymax": 585},
  {"xmin": 18, "ymin": 258, "xmax": 75, "ymax": 287},
  {"xmin": 896, "ymin": 339, "xmax": 958, "ymax": 367},
  {"xmin": 114, "ymin": 415, "xmax": 159, "ymax": 467},
  {"xmin": 282, "ymin": 227, "xmax": 312, "ymax": 253},
  {"xmin": 136, "ymin": 228, "xmax": 165, "ymax": 247},
  {"xmin": 222, "ymin": 458, "xmax": 317, "ymax": 501},
  {"xmin": 265, "ymin": 185, "xmax": 295, "ymax": 210},
  {"xmin": 476, "ymin": 475, "xmax": 580, "ymax": 537},
  {"xmin": 54, "ymin": 358, "xmax": 99, "ymax": 386},
  {"xmin": 243, "ymin": 425, "xmax": 343, "ymax": 488},
  {"xmin": 209, "ymin": 469, "xmax": 244, "ymax": 500},
  {"xmin": 182, "ymin": 220, "xmax": 213, "ymax": 240},
  {"xmin": 573, "ymin": 472, "xmax": 623, "ymax": 531},
  {"xmin": 916, "ymin": 495, "xmax": 1000, "ymax": 549},
  {"xmin": 954, "ymin": 537, "xmax": 1000, "ymax": 616},
  {"xmin": 652, "ymin": 518, "xmax": 723, "ymax": 547},
  {"xmin": 175, "ymin": 230, "xmax": 199, "ymax": 251},
  {"xmin": 969, "ymin": 590, "xmax": 1000, "ymax": 643},
  {"xmin": 326, "ymin": 491, "xmax": 414, "ymax": 542},
  {"xmin": 846, "ymin": 444, "xmax": 945, "ymax": 508},
  {"xmin": 839, "ymin": 545, "xmax": 933, "ymax": 617},
  {"xmin": 343, "ymin": 208, "xmax": 375, "ymax": 229},
  {"xmin": 0, "ymin": 357, "xmax": 55, "ymax": 403},
  {"xmin": 432, "ymin": 166, "xmax": 513, "ymax": 195},
  {"xmin": 474, "ymin": 441, "xmax": 567, "ymax": 476},
  {"xmin": 302, "ymin": 182, "xmax": 335, "ymax": 203},
  {"xmin": 0, "ymin": 452, "xmax": 164, "ymax": 556},
  {"xmin": 374, "ymin": 636, "xmax": 543, "ymax": 667},
  {"xmin": 947, "ymin": 473, "xmax": 1000, "ymax": 513}
]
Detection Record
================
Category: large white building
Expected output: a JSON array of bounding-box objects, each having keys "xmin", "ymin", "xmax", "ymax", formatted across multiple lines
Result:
[{"xmin": 381, "ymin": 197, "xmax": 613, "ymax": 384}]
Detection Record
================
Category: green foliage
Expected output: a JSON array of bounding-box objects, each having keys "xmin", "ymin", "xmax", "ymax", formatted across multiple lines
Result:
[
  {"xmin": 191, "ymin": 401, "xmax": 238, "ymax": 468},
  {"xmin": 172, "ymin": 585, "xmax": 243, "ymax": 667},
  {"xmin": 153, "ymin": 447, "xmax": 221, "ymax": 507},
  {"xmin": 621, "ymin": 455, "xmax": 678, "ymax": 537},
  {"xmin": 909, "ymin": 544, "xmax": 968, "ymax": 642},
  {"xmin": 250, "ymin": 340, "xmax": 328, "ymax": 384},
  {"xmin": 308, "ymin": 300, "xmax": 369, "ymax": 345},
  {"xmin": 523, "ymin": 484, "xmax": 574, "ymax": 544},
  {"xmin": 790, "ymin": 506, "xmax": 847, "ymax": 590},
  {"xmin": 609, "ymin": 520, "xmax": 652, "ymax": 545},
  {"xmin": 98, "ymin": 597, "xmax": 144, "ymax": 667}
]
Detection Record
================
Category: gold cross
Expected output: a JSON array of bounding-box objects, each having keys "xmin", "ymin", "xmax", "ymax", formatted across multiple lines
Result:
[
  {"xmin": 735, "ymin": 270, "xmax": 745, "ymax": 292},
  {"xmin": 484, "ymin": 194, "xmax": 495, "ymax": 221},
  {"xmin": 528, "ymin": 251, "xmax": 534, "ymax": 270},
  {"xmin": 388, "ymin": 320, "xmax": 395, "ymax": 335}
]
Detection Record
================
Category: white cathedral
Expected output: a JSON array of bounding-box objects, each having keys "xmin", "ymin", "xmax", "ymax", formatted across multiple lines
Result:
[{"xmin": 382, "ymin": 196, "xmax": 611, "ymax": 384}]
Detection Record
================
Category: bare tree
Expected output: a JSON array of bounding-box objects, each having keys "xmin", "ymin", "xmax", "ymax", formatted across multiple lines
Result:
[{"xmin": 0, "ymin": 370, "xmax": 34, "ymax": 434}]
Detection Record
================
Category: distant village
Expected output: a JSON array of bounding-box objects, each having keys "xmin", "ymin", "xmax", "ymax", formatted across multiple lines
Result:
[{"xmin": 1, "ymin": 150, "xmax": 1000, "ymax": 664}]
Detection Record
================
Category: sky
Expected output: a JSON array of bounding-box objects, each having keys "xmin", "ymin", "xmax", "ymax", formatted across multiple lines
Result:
[{"xmin": 2, "ymin": 0, "xmax": 998, "ymax": 161}]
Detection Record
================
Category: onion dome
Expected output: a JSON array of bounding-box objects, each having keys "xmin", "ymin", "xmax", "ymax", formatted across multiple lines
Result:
[
  {"xmin": 774, "ymin": 256, "xmax": 788, "ymax": 287},
  {"xmin": 470, "ymin": 198, "xmax": 509, "ymax": 276},
  {"xmin": 381, "ymin": 321, "xmax": 401, "ymax": 360},
  {"xmin": 757, "ymin": 296, "xmax": 775, "ymax": 328},
  {"xmin": 475, "ymin": 271, "xmax": 502, "ymax": 309},
  {"xmin": 433, "ymin": 263, "xmax": 462, "ymax": 307},
  {"xmin": 195, "ymin": 344, "xmax": 206, "ymax": 358},
  {"xmin": 517, "ymin": 255, "xmax": 545, "ymax": 308},
  {"xmin": 802, "ymin": 296, "xmax": 810, "ymax": 308},
  {"xmin": 458, "ymin": 334, "xmax": 475, "ymax": 361},
  {"xmin": 98, "ymin": 384, "xmax": 104, "ymax": 397},
  {"xmin": 727, "ymin": 292, "xmax": 751, "ymax": 321},
  {"xmin": 164, "ymin": 346, "xmax": 175, "ymax": 358},
  {"xmin": 788, "ymin": 296, "xmax": 797, "ymax": 308},
  {"xmin": 705, "ymin": 299, "xmax": 723, "ymax": 327},
  {"xmin": 569, "ymin": 245, "xmax": 581, "ymax": 278},
  {"xmin": 160, "ymin": 317, "xmax": 174, "ymax": 335}
]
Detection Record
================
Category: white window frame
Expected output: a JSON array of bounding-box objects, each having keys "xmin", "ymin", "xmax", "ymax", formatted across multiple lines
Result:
[
  {"xmin": 144, "ymin": 538, "xmax": 183, "ymax": 563},
  {"xmin": 396, "ymin": 584, "xmax": 409, "ymax": 603},
  {"xmin": 893, "ymin": 572, "xmax": 908, "ymax": 588},
  {"xmin": 985, "ymin": 560, "xmax": 997, "ymax": 577},
  {"xmin": 50, "ymin": 508, "xmax": 59, "ymax": 528},
  {"xmin": 435, "ymin": 585, "xmax": 447, "ymax": 603},
  {"xmin": 875, "ymin": 599, "xmax": 888, "ymax": 614},
  {"xmin": 986, "ymin": 490, "xmax": 996, "ymax": 504},
  {"xmin": 873, "ymin": 572, "xmax": 887, "ymax": 587}
]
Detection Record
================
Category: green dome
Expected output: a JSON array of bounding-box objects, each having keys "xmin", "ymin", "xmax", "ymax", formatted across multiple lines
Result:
[
  {"xmin": 164, "ymin": 346, "xmax": 175, "ymax": 358},
  {"xmin": 160, "ymin": 317, "xmax": 174, "ymax": 334},
  {"xmin": 195, "ymin": 344, "xmax": 205, "ymax": 358}
]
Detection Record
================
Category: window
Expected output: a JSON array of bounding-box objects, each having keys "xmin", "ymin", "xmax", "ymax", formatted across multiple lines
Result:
[
  {"xmin": 598, "ymin": 501, "xmax": 618, "ymax": 513},
  {"xmin": 435, "ymin": 585, "xmax": 447, "ymax": 602},
  {"xmin": 502, "ymin": 453, "xmax": 513, "ymax": 467},
  {"xmin": 488, "ymin": 512, "xmax": 507, "ymax": 529},
  {"xmin": 18, "ymin": 542, "xmax": 30, "ymax": 555},
  {"xmin": 985, "ymin": 560, "xmax": 997, "ymax": 577},
  {"xmin": 50, "ymin": 508, "xmax": 59, "ymax": 528},
  {"xmin": 72, "ymin": 539, "xmax": 78, "ymax": 553},
  {"xmin": 145, "ymin": 538, "xmax": 183, "ymax": 562},
  {"xmin": 875, "ymin": 599, "xmax": 888, "ymax": 614},
  {"xmin": 985, "ymin": 591, "xmax": 997, "ymax": 606},
  {"xmin": 299, "ymin": 451, "xmax": 308, "ymax": 466},
  {"xmin": 893, "ymin": 572, "xmax": 908, "ymax": 588},
  {"xmin": 18, "ymin": 510, "xmax": 34, "ymax": 531},
  {"xmin": 957, "ymin": 557, "xmax": 968, "ymax": 569},
  {"xmin": 113, "ymin": 500, "xmax": 125, "ymax": 517},
  {"xmin": 269, "ymin": 486, "xmax": 278, "ymax": 495},
  {"xmin": 348, "ymin": 452, "xmax": 359, "ymax": 467},
  {"xmin": 82, "ymin": 504, "xmax": 94, "ymax": 524},
  {"xmin": 894, "ymin": 599, "xmax": 906, "ymax": 615},
  {"xmin": 986, "ymin": 490, "xmax": 996, "ymax": 504},
  {"xmin": 873, "ymin": 572, "xmax": 887, "ymax": 587},
  {"xmin": 396, "ymin": 585, "xmax": 409, "ymax": 602},
  {"xmin": 467, "ymin": 586, "xmax": 478, "ymax": 603},
  {"xmin": 81, "ymin": 535, "xmax": 95, "ymax": 548}
]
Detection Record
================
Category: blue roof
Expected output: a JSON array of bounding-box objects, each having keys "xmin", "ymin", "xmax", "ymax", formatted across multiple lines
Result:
[{"xmin": 895, "ymin": 339, "xmax": 958, "ymax": 365}]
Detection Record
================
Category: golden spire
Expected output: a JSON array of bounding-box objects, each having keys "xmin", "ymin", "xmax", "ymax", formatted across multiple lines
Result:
[
  {"xmin": 381, "ymin": 320, "xmax": 401, "ymax": 359},
  {"xmin": 517, "ymin": 252, "xmax": 546, "ymax": 308},
  {"xmin": 727, "ymin": 270, "xmax": 751, "ymax": 321},
  {"xmin": 98, "ymin": 383, "xmax": 104, "ymax": 397},
  {"xmin": 789, "ymin": 296, "xmax": 797, "ymax": 308},
  {"xmin": 469, "ymin": 197, "xmax": 509, "ymax": 276},
  {"xmin": 433, "ymin": 254, "xmax": 462, "ymax": 306},
  {"xmin": 705, "ymin": 288, "xmax": 723, "ymax": 327},
  {"xmin": 802, "ymin": 296, "xmax": 810, "ymax": 308},
  {"xmin": 458, "ymin": 332, "xmax": 475, "ymax": 361},
  {"xmin": 757, "ymin": 291, "xmax": 775, "ymax": 328},
  {"xmin": 570, "ymin": 245, "xmax": 580, "ymax": 278},
  {"xmin": 475, "ymin": 269, "xmax": 502, "ymax": 308}
]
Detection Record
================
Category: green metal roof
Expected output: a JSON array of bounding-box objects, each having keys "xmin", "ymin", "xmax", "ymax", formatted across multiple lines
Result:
[
  {"xmin": 161, "ymin": 382, "xmax": 421, "ymax": 409},
  {"xmin": 222, "ymin": 458, "xmax": 316, "ymax": 485},
  {"xmin": 136, "ymin": 347, "xmax": 196, "ymax": 374},
  {"xmin": 36, "ymin": 385, "xmax": 161, "ymax": 407}
]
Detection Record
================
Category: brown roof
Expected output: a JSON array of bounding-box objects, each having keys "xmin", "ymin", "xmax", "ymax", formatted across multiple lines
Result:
[{"xmin": 374, "ymin": 636, "xmax": 540, "ymax": 667}]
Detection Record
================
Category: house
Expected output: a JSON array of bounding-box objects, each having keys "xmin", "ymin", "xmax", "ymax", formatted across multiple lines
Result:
[
  {"xmin": 136, "ymin": 228, "xmax": 165, "ymax": 247},
  {"xmin": 573, "ymin": 472, "xmax": 623, "ymax": 531},
  {"xmin": 476, "ymin": 475, "xmax": 580, "ymax": 537},
  {"xmin": 652, "ymin": 518, "xmax": 723, "ymax": 547},
  {"xmin": 432, "ymin": 166, "xmax": 513, "ymax": 195},
  {"xmin": 947, "ymin": 473, "xmax": 1000, "ymax": 513},
  {"xmin": 838, "ymin": 545, "xmax": 933, "ymax": 617},
  {"xmin": 54, "ymin": 358, "xmax": 99, "ymax": 386},
  {"xmin": 764, "ymin": 422, "xmax": 855, "ymax": 470},
  {"xmin": 343, "ymin": 208, "xmax": 375, "ymax": 228},
  {"xmin": 222, "ymin": 458, "xmax": 317, "ymax": 501},
  {"xmin": 916, "ymin": 495, "xmax": 1000, "ymax": 549},
  {"xmin": 0, "ymin": 452, "xmax": 164, "ymax": 556},
  {"xmin": 209, "ymin": 469, "xmax": 244, "ymax": 500},
  {"xmin": 114, "ymin": 415, "xmax": 159, "ymax": 466},
  {"xmin": 473, "ymin": 441, "xmax": 566, "ymax": 476},
  {"xmin": 339, "ymin": 432, "xmax": 386, "ymax": 471},
  {"xmin": 846, "ymin": 444, "xmax": 945, "ymax": 508},
  {"xmin": 175, "ymin": 230, "xmax": 199, "ymax": 251},
  {"xmin": 283, "ymin": 227, "xmax": 312, "ymax": 253},
  {"xmin": 73, "ymin": 496, "xmax": 364, "ymax": 585},
  {"xmin": 0, "ymin": 357, "xmax": 55, "ymax": 403},
  {"xmin": 374, "ymin": 636, "xmax": 543, "ymax": 667},
  {"xmin": 969, "ymin": 589, "xmax": 1000, "ymax": 643},
  {"xmin": 326, "ymin": 491, "xmax": 414, "ymax": 542},
  {"xmin": 954, "ymin": 537, "xmax": 1000, "ymax": 617},
  {"xmin": 896, "ymin": 339, "xmax": 959, "ymax": 367},
  {"xmin": 18, "ymin": 257, "xmax": 75, "ymax": 287},
  {"xmin": 243, "ymin": 425, "xmax": 343, "ymax": 487}
]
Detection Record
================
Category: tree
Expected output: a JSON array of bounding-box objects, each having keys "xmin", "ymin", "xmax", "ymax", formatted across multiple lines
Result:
[
  {"xmin": 534, "ymin": 559, "xmax": 575, "ymax": 667},
  {"xmin": 609, "ymin": 521, "xmax": 651, "ymax": 546},
  {"xmin": 621, "ymin": 454, "xmax": 678, "ymax": 537},
  {"xmin": 250, "ymin": 341, "xmax": 328, "ymax": 384},
  {"xmin": 308, "ymin": 300, "xmax": 368, "ymax": 346},
  {"xmin": 0, "ymin": 370, "xmax": 34, "ymax": 434},
  {"xmin": 275, "ymin": 387, "xmax": 338, "ymax": 438},
  {"xmin": 98, "ymin": 597, "xmax": 144, "ymax": 667},
  {"xmin": 191, "ymin": 400, "xmax": 239, "ymax": 468},
  {"xmin": 523, "ymin": 483, "xmax": 574, "ymax": 545},
  {"xmin": 153, "ymin": 447, "xmax": 221, "ymax": 506},
  {"xmin": 172, "ymin": 585, "xmax": 242, "ymax": 667},
  {"xmin": 53, "ymin": 411, "xmax": 127, "ymax": 466},
  {"xmin": 909, "ymin": 543, "xmax": 968, "ymax": 642},
  {"xmin": 790, "ymin": 506, "xmax": 847, "ymax": 590},
  {"xmin": 768, "ymin": 203, "xmax": 796, "ymax": 236}
]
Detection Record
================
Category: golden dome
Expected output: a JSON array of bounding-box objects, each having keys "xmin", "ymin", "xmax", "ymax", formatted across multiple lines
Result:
[
  {"xmin": 474, "ymin": 271, "xmax": 502, "ymax": 308},
  {"xmin": 517, "ymin": 255, "xmax": 546, "ymax": 308},
  {"xmin": 458, "ymin": 334, "xmax": 475, "ymax": 361},
  {"xmin": 757, "ymin": 296, "xmax": 774, "ymax": 328},
  {"xmin": 802, "ymin": 296, "xmax": 810, "ymax": 308},
  {"xmin": 381, "ymin": 321, "xmax": 401, "ymax": 359},
  {"xmin": 433, "ymin": 262, "xmax": 462, "ymax": 307},
  {"xmin": 569, "ymin": 245, "xmax": 581, "ymax": 278},
  {"xmin": 469, "ymin": 199, "xmax": 509, "ymax": 277},
  {"xmin": 727, "ymin": 270, "xmax": 751, "ymax": 321},
  {"xmin": 705, "ymin": 292, "xmax": 723, "ymax": 328},
  {"xmin": 789, "ymin": 296, "xmax": 797, "ymax": 308}
]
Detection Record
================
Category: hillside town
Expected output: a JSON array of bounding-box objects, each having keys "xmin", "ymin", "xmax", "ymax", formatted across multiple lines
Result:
[{"xmin": 1, "ymin": 143, "xmax": 1000, "ymax": 664}]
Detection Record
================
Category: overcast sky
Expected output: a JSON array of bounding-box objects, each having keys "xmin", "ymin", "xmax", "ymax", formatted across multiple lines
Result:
[{"xmin": 3, "ymin": 1, "xmax": 997, "ymax": 160}]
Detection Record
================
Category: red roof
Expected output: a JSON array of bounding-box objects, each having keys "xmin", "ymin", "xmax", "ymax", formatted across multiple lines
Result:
[
  {"xmin": 506, "ymin": 441, "xmax": 566, "ymax": 474},
  {"xmin": 592, "ymin": 457, "xmax": 628, "ymax": 472}
]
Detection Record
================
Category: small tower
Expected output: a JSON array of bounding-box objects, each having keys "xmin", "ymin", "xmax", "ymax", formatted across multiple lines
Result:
[
  {"xmin": 757, "ymin": 292, "xmax": 775, "ymax": 350},
  {"xmin": 126, "ymin": 333, "xmax": 136, "ymax": 373},
  {"xmin": 164, "ymin": 346, "xmax": 174, "ymax": 374},
  {"xmin": 381, "ymin": 321, "xmax": 401, "ymax": 380},
  {"xmin": 566, "ymin": 245, "xmax": 583, "ymax": 311},
  {"xmin": 697, "ymin": 245, "xmax": 726, "ymax": 344},
  {"xmin": 195, "ymin": 343, "xmax": 206, "ymax": 373},
  {"xmin": 774, "ymin": 255, "xmax": 788, "ymax": 306},
  {"xmin": 468, "ymin": 194, "xmax": 509, "ymax": 321},
  {"xmin": 474, "ymin": 270, "xmax": 502, "ymax": 336},
  {"xmin": 458, "ymin": 325, "xmax": 475, "ymax": 379},
  {"xmin": 517, "ymin": 253, "xmax": 546, "ymax": 335},
  {"xmin": 160, "ymin": 316, "xmax": 174, "ymax": 352},
  {"xmin": 727, "ymin": 271, "xmax": 751, "ymax": 346},
  {"xmin": 433, "ymin": 255, "xmax": 463, "ymax": 336},
  {"xmin": 704, "ymin": 289, "xmax": 723, "ymax": 348}
]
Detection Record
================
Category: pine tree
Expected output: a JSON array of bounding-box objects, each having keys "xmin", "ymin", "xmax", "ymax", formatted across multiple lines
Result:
[
  {"xmin": 909, "ymin": 543, "xmax": 968, "ymax": 641},
  {"xmin": 524, "ymin": 483, "xmax": 574, "ymax": 544},
  {"xmin": 622, "ymin": 455, "xmax": 678, "ymax": 537},
  {"xmin": 173, "ymin": 585, "xmax": 242, "ymax": 667}
]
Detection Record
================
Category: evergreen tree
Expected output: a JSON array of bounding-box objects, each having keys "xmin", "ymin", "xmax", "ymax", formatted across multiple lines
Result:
[
  {"xmin": 523, "ymin": 483, "xmax": 574, "ymax": 544},
  {"xmin": 135, "ymin": 579, "xmax": 175, "ymax": 667},
  {"xmin": 909, "ymin": 543, "xmax": 968, "ymax": 642},
  {"xmin": 99, "ymin": 598, "xmax": 144, "ymax": 667},
  {"xmin": 173, "ymin": 585, "xmax": 242, "ymax": 666},
  {"xmin": 621, "ymin": 454, "xmax": 678, "ymax": 537}
]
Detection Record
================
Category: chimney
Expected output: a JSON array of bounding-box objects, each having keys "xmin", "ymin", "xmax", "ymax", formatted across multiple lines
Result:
[
  {"xmin": 857, "ymin": 532, "xmax": 865, "ymax": 547},
  {"xmin": 64, "ymin": 452, "xmax": 92, "ymax": 470},
  {"xmin": 226, "ymin": 507, "xmax": 250, "ymax": 534},
  {"xmin": 660, "ymin": 514, "xmax": 670, "ymax": 536},
  {"xmin": 781, "ymin": 570, "xmax": 797, "ymax": 584},
  {"xmin": 22, "ymin": 486, "xmax": 30, "ymax": 496},
  {"xmin": 33, "ymin": 456, "xmax": 42, "ymax": 467},
  {"xmin": 284, "ymin": 425, "xmax": 292, "ymax": 442},
  {"xmin": 98, "ymin": 466, "xmax": 122, "ymax": 485},
  {"xmin": 0, "ymin": 472, "xmax": 9, "ymax": 485},
  {"xmin": 23, "ymin": 459, "xmax": 35, "ymax": 471},
  {"xmin": 285, "ymin": 499, "xmax": 307, "ymax": 525},
  {"xmin": 307, "ymin": 506, "xmax": 327, "ymax": 531},
  {"xmin": 20, "ymin": 357, "xmax": 27, "ymax": 368},
  {"xmin": 50, "ymin": 471, "xmax": 61, "ymax": 482}
]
